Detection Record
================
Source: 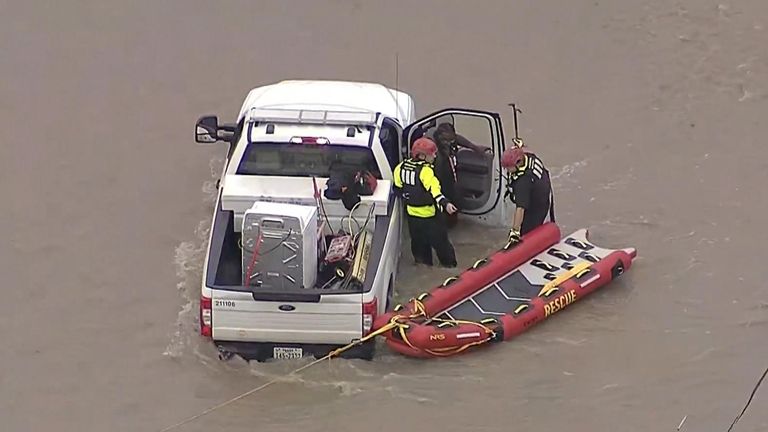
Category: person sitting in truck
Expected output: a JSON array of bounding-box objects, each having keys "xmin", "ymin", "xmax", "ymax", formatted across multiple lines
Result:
[
  {"xmin": 433, "ymin": 122, "xmax": 492, "ymax": 228},
  {"xmin": 393, "ymin": 137, "xmax": 458, "ymax": 268}
]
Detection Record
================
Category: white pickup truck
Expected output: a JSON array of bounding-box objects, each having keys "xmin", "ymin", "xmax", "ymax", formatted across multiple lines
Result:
[{"xmin": 195, "ymin": 80, "xmax": 513, "ymax": 361}]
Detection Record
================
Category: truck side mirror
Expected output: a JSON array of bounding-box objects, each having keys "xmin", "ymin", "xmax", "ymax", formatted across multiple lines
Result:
[{"xmin": 195, "ymin": 115, "xmax": 220, "ymax": 144}]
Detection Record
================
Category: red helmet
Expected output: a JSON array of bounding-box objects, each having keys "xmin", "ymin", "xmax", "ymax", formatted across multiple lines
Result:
[
  {"xmin": 501, "ymin": 146, "xmax": 525, "ymax": 169},
  {"xmin": 411, "ymin": 137, "xmax": 438, "ymax": 158}
]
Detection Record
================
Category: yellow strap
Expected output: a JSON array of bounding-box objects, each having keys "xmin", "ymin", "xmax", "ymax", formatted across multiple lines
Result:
[
  {"xmin": 326, "ymin": 296, "xmax": 431, "ymax": 357},
  {"xmin": 430, "ymin": 317, "xmax": 496, "ymax": 331},
  {"xmin": 537, "ymin": 261, "xmax": 592, "ymax": 297},
  {"xmin": 160, "ymin": 296, "xmax": 498, "ymax": 432},
  {"xmin": 329, "ymin": 296, "xmax": 502, "ymax": 359}
]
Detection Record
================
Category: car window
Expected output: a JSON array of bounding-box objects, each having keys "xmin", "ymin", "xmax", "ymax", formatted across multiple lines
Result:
[
  {"xmin": 236, "ymin": 142, "xmax": 381, "ymax": 178},
  {"xmin": 380, "ymin": 120, "xmax": 400, "ymax": 170}
]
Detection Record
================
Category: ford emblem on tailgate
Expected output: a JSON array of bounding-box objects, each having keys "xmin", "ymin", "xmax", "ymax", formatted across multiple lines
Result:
[{"xmin": 278, "ymin": 304, "xmax": 295, "ymax": 312}]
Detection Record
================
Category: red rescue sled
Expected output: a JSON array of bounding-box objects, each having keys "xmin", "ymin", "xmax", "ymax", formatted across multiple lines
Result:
[{"xmin": 373, "ymin": 222, "xmax": 637, "ymax": 358}]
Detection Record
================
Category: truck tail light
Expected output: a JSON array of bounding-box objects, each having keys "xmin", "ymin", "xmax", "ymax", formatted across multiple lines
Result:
[
  {"xmin": 200, "ymin": 295, "xmax": 212, "ymax": 337},
  {"xmin": 362, "ymin": 298, "xmax": 377, "ymax": 336}
]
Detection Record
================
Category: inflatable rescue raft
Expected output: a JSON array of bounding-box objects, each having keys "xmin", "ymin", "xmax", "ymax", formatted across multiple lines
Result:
[{"xmin": 372, "ymin": 222, "xmax": 636, "ymax": 358}]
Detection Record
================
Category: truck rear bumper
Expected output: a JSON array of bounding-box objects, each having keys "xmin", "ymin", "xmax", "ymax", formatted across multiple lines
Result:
[{"xmin": 214, "ymin": 339, "xmax": 375, "ymax": 362}]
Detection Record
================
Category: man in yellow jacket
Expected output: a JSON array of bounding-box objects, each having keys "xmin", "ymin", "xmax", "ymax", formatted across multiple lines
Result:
[{"xmin": 393, "ymin": 137, "xmax": 458, "ymax": 267}]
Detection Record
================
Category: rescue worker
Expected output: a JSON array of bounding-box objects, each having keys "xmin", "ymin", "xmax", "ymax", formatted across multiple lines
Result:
[
  {"xmin": 435, "ymin": 122, "xmax": 492, "ymax": 157},
  {"xmin": 393, "ymin": 137, "xmax": 458, "ymax": 268},
  {"xmin": 433, "ymin": 122, "xmax": 492, "ymax": 228},
  {"xmin": 500, "ymin": 142, "xmax": 555, "ymax": 244}
]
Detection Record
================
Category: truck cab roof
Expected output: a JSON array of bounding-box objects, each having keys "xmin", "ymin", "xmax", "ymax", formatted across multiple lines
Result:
[
  {"xmin": 237, "ymin": 80, "xmax": 415, "ymax": 126},
  {"xmin": 226, "ymin": 108, "xmax": 381, "ymax": 178}
]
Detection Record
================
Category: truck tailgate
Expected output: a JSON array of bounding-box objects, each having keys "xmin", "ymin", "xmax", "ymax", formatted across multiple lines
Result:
[{"xmin": 211, "ymin": 291, "xmax": 362, "ymax": 345}]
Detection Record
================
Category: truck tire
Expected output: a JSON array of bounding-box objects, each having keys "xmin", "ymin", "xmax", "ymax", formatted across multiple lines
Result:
[
  {"xmin": 341, "ymin": 339, "xmax": 375, "ymax": 361},
  {"xmin": 385, "ymin": 276, "xmax": 395, "ymax": 311},
  {"xmin": 344, "ymin": 277, "xmax": 394, "ymax": 361}
]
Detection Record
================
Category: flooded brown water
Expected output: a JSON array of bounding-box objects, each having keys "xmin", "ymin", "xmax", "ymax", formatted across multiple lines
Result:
[{"xmin": 2, "ymin": 1, "xmax": 767, "ymax": 431}]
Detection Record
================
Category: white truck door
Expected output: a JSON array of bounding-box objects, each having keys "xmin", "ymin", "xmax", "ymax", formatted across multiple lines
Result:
[{"xmin": 402, "ymin": 108, "xmax": 511, "ymax": 227}]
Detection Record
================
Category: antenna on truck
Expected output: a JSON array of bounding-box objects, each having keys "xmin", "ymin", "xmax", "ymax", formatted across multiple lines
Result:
[
  {"xmin": 395, "ymin": 52, "xmax": 401, "ymax": 121},
  {"xmin": 507, "ymin": 102, "xmax": 523, "ymax": 147}
]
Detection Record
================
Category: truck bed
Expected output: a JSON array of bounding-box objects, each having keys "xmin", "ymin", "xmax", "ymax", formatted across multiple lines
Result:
[{"xmin": 205, "ymin": 196, "xmax": 393, "ymax": 297}]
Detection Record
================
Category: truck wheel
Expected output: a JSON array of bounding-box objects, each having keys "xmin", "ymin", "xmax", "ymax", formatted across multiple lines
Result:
[
  {"xmin": 357, "ymin": 340, "xmax": 376, "ymax": 361},
  {"xmin": 340, "ymin": 340, "xmax": 376, "ymax": 361},
  {"xmin": 217, "ymin": 348, "xmax": 234, "ymax": 362},
  {"xmin": 386, "ymin": 277, "xmax": 395, "ymax": 311},
  {"xmin": 343, "ymin": 277, "xmax": 393, "ymax": 362}
]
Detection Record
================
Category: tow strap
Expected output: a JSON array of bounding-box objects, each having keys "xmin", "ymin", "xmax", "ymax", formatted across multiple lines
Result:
[{"xmin": 157, "ymin": 298, "xmax": 498, "ymax": 432}]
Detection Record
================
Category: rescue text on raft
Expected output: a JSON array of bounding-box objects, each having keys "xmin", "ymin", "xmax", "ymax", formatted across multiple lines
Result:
[{"xmin": 372, "ymin": 222, "xmax": 637, "ymax": 359}]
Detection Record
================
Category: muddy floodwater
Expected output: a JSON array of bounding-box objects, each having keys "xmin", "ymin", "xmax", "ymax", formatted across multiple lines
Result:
[{"xmin": 1, "ymin": 1, "xmax": 767, "ymax": 431}]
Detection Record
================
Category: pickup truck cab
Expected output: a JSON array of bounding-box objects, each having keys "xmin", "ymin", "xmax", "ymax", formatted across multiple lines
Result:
[{"xmin": 195, "ymin": 80, "xmax": 513, "ymax": 362}]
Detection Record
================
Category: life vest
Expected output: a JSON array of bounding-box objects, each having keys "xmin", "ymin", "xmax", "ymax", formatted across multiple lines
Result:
[
  {"xmin": 398, "ymin": 159, "xmax": 435, "ymax": 207},
  {"xmin": 505, "ymin": 153, "xmax": 548, "ymax": 202},
  {"xmin": 504, "ymin": 152, "xmax": 556, "ymax": 223},
  {"xmin": 509, "ymin": 153, "xmax": 546, "ymax": 181}
]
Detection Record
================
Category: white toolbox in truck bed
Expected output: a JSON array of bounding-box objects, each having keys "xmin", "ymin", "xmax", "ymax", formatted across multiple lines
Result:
[{"xmin": 221, "ymin": 175, "xmax": 391, "ymax": 232}]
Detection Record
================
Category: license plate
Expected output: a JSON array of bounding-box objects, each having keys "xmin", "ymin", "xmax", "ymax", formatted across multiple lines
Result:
[{"xmin": 273, "ymin": 347, "xmax": 303, "ymax": 360}]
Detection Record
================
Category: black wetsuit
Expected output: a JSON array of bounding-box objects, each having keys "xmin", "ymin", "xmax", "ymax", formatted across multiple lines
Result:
[{"xmin": 506, "ymin": 152, "xmax": 554, "ymax": 235}]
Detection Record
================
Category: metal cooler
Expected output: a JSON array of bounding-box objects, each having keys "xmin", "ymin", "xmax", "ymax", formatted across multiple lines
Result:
[{"xmin": 241, "ymin": 201, "xmax": 319, "ymax": 290}]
